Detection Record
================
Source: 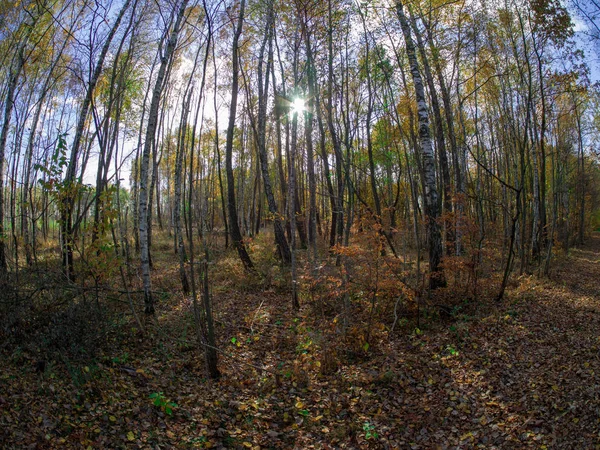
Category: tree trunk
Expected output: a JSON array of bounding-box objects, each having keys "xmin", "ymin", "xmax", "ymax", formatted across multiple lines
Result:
[
  {"xmin": 255, "ymin": 2, "xmax": 291, "ymax": 263},
  {"xmin": 409, "ymin": 10, "xmax": 454, "ymax": 256},
  {"xmin": 139, "ymin": 0, "xmax": 189, "ymax": 314},
  {"xmin": 0, "ymin": 43, "xmax": 26, "ymax": 275},
  {"xmin": 396, "ymin": 0, "xmax": 445, "ymax": 289},
  {"xmin": 62, "ymin": 0, "xmax": 132, "ymax": 280},
  {"xmin": 213, "ymin": 44, "xmax": 229, "ymax": 249},
  {"xmin": 303, "ymin": 23, "xmax": 318, "ymax": 264},
  {"xmin": 225, "ymin": 0, "xmax": 253, "ymax": 270}
]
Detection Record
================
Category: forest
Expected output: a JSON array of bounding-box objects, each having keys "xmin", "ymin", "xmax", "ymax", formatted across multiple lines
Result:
[{"xmin": 1, "ymin": 0, "xmax": 600, "ymax": 447}]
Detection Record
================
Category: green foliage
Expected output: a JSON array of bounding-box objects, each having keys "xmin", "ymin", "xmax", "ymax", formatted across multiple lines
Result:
[
  {"xmin": 35, "ymin": 133, "xmax": 90, "ymax": 233},
  {"xmin": 36, "ymin": 133, "xmax": 69, "ymax": 194},
  {"xmin": 363, "ymin": 422, "xmax": 379, "ymax": 440},
  {"xmin": 296, "ymin": 337, "xmax": 312, "ymax": 354},
  {"xmin": 149, "ymin": 392, "xmax": 178, "ymax": 416},
  {"xmin": 84, "ymin": 184, "xmax": 121, "ymax": 281},
  {"xmin": 446, "ymin": 345, "xmax": 459, "ymax": 356},
  {"xmin": 110, "ymin": 353, "xmax": 129, "ymax": 365},
  {"xmin": 529, "ymin": 0, "xmax": 573, "ymax": 45}
]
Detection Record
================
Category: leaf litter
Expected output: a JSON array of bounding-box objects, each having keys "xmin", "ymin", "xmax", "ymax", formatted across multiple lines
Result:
[{"xmin": 1, "ymin": 235, "xmax": 600, "ymax": 448}]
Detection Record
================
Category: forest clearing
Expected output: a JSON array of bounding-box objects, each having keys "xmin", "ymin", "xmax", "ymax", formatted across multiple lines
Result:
[
  {"xmin": 2, "ymin": 0, "xmax": 600, "ymax": 448},
  {"xmin": 1, "ymin": 231, "xmax": 600, "ymax": 448}
]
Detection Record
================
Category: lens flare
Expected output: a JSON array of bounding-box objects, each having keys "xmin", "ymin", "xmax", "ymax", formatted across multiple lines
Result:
[{"xmin": 290, "ymin": 97, "xmax": 305, "ymax": 115}]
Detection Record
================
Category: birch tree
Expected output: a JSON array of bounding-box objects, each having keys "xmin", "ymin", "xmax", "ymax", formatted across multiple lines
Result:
[
  {"xmin": 139, "ymin": 0, "xmax": 189, "ymax": 314},
  {"xmin": 396, "ymin": 0, "xmax": 445, "ymax": 289}
]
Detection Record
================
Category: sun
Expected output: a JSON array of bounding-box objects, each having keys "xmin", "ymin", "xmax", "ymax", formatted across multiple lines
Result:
[{"xmin": 290, "ymin": 97, "xmax": 306, "ymax": 115}]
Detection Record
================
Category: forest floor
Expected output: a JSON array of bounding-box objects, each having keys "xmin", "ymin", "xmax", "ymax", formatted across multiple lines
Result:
[{"xmin": 1, "ymin": 233, "xmax": 600, "ymax": 449}]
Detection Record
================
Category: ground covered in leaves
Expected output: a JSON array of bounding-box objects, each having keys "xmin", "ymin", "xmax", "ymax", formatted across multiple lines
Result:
[{"xmin": 1, "ymin": 234, "xmax": 600, "ymax": 449}]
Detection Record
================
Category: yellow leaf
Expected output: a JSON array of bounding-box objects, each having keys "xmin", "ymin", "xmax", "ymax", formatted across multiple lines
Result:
[
  {"xmin": 84, "ymin": 366, "xmax": 90, "ymax": 373},
  {"xmin": 552, "ymin": 385, "xmax": 559, "ymax": 391},
  {"xmin": 127, "ymin": 431, "xmax": 135, "ymax": 441},
  {"xmin": 460, "ymin": 432, "xmax": 474, "ymax": 441},
  {"xmin": 295, "ymin": 401, "xmax": 304, "ymax": 409},
  {"xmin": 109, "ymin": 416, "xmax": 116, "ymax": 422},
  {"xmin": 242, "ymin": 442, "xmax": 252, "ymax": 448}
]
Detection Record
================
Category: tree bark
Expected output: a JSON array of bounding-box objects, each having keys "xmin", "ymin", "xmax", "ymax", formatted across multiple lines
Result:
[
  {"xmin": 139, "ymin": 0, "xmax": 189, "ymax": 314},
  {"xmin": 62, "ymin": 0, "xmax": 132, "ymax": 280},
  {"xmin": 396, "ymin": 0, "xmax": 445, "ymax": 289},
  {"xmin": 409, "ymin": 10, "xmax": 454, "ymax": 256},
  {"xmin": 225, "ymin": 0, "xmax": 253, "ymax": 270},
  {"xmin": 0, "ymin": 43, "xmax": 26, "ymax": 275},
  {"xmin": 255, "ymin": 1, "xmax": 291, "ymax": 263}
]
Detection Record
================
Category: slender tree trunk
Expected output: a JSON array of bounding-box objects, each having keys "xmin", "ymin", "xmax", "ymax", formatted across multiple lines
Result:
[
  {"xmin": 62, "ymin": 0, "xmax": 132, "ymax": 280},
  {"xmin": 139, "ymin": 0, "xmax": 189, "ymax": 314},
  {"xmin": 175, "ymin": 94, "xmax": 191, "ymax": 294},
  {"xmin": 576, "ymin": 104, "xmax": 585, "ymax": 245},
  {"xmin": 254, "ymin": 2, "xmax": 291, "ymax": 263},
  {"xmin": 532, "ymin": 34, "xmax": 548, "ymax": 255},
  {"xmin": 212, "ymin": 44, "xmax": 229, "ymax": 249},
  {"xmin": 303, "ymin": 24, "xmax": 318, "ymax": 264},
  {"xmin": 409, "ymin": 11, "xmax": 454, "ymax": 256},
  {"xmin": 225, "ymin": 0, "xmax": 253, "ymax": 270},
  {"xmin": 288, "ymin": 36, "xmax": 302, "ymax": 311},
  {"xmin": 396, "ymin": 0, "xmax": 445, "ymax": 289},
  {"xmin": 0, "ymin": 44, "xmax": 26, "ymax": 275},
  {"xmin": 326, "ymin": 0, "xmax": 344, "ymax": 249},
  {"xmin": 422, "ymin": 18, "xmax": 464, "ymax": 255}
]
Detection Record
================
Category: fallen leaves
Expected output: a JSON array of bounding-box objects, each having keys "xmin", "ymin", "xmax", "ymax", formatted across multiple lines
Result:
[{"xmin": 3, "ymin": 236, "xmax": 600, "ymax": 448}]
